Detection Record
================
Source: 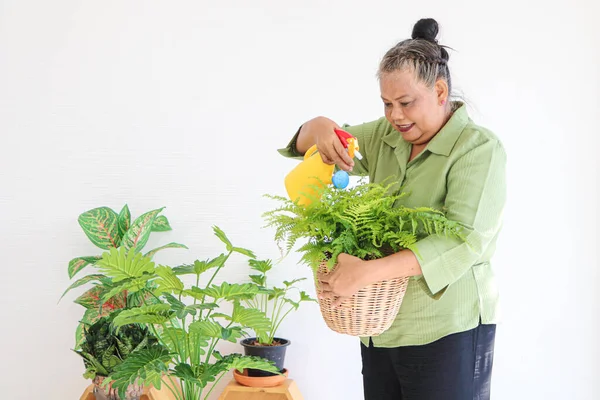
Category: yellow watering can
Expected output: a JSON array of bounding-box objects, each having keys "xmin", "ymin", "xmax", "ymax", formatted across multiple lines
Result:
[{"xmin": 284, "ymin": 128, "xmax": 362, "ymax": 206}]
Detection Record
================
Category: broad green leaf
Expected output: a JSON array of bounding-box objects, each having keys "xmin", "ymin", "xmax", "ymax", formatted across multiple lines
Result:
[
  {"xmin": 231, "ymin": 303, "xmax": 271, "ymax": 333},
  {"xmin": 61, "ymin": 274, "xmax": 106, "ymax": 300},
  {"xmin": 68, "ymin": 256, "xmax": 102, "ymax": 279},
  {"xmin": 151, "ymin": 215, "xmax": 172, "ymax": 232},
  {"xmin": 144, "ymin": 242, "xmax": 188, "ymax": 258},
  {"xmin": 108, "ymin": 346, "xmax": 172, "ymax": 399},
  {"xmin": 101, "ymin": 275, "xmax": 154, "ymax": 302},
  {"xmin": 191, "ymin": 282, "xmax": 261, "ymax": 301},
  {"xmin": 188, "ymin": 320, "xmax": 223, "ymax": 339},
  {"xmin": 173, "ymin": 254, "xmax": 228, "ymax": 276},
  {"xmin": 163, "ymin": 293, "xmax": 217, "ymax": 318},
  {"xmin": 212, "ymin": 226, "xmax": 232, "ymax": 251},
  {"xmin": 78, "ymin": 207, "xmax": 120, "ymax": 250},
  {"xmin": 173, "ymin": 363, "xmax": 201, "ymax": 384},
  {"xmin": 121, "ymin": 208, "xmax": 164, "ymax": 252},
  {"xmin": 232, "ymin": 247, "xmax": 256, "ymax": 258},
  {"xmin": 217, "ymin": 353, "xmax": 279, "ymax": 374},
  {"xmin": 154, "ymin": 266, "xmax": 184, "ymax": 295},
  {"xmin": 112, "ymin": 304, "xmax": 174, "ymax": 327},
  {"xmin": 221, "ymin": 326, "xmax": 244, "ymax": 343},
  {"xmin": 248, "ymin": 259, "xmax": 272, "ymax": 273},
  {"xmin": 249, "ymin": 274, "xmax": 265, "ymax": 286},
  {"xmin": 117, "ymin": 204, "xmax": 131, "ymax": 239},
  {"xmin": 96, "ymin": 247, "xmax": 155, "ymax": 282}
]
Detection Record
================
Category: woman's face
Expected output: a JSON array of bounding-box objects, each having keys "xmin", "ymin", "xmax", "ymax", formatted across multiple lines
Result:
[{"xmin": 379, "ymin": 69, "xmax": 449, "ymax": 146}]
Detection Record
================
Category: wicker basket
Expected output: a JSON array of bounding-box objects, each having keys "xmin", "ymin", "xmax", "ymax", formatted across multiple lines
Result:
[{"xmin": 315, "ymin": 261, "xmax": 410, "ymax": 337}]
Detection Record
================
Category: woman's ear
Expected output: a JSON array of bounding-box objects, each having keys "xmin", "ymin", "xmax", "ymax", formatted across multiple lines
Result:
[{"xmin": 434, "ymin": 79, "xmax": 449, "ymax": 104}]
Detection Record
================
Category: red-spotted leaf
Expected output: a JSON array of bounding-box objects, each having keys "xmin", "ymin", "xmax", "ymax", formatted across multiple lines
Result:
[
  {"xmin": 74, "ymin": 286, "xmax": 103, "ymax": 309},
  {"xmin": 68, "ymin": 256, "xmax": 102, "ymax": 279},
  {"xmin": 121, "ymin": 208, "xmax": 164, "ymax": 252},
  {"xmin": 151, "ymin": 215, "xmax": 172, "ymax": 232},
  {"xmin": 60, "ymin": 274, "xmax": 106, "ymax": 301},
  {"xmin": 144, "ymin": 242, "xmax": 188, "ymax": 258},
  {"xmin": 78, "ymin": 207, "xmax": 120, "ymax": 249},
  {"xmin": 118, "ymin": 204, "xmax": 131, "ymax": 239}
]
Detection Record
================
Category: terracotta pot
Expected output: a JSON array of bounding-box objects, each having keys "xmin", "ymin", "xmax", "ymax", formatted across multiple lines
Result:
[
  {"xmin": 233, "ymin": 368, "xmax": 289, "ymax": 388},
  {"xmin": 93, "ymin": 376, "xmax": 143, "ymax": 400}
]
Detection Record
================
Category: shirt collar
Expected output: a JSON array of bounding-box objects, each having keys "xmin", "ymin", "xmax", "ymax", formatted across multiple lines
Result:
[{"xmin": 381, "ymin": 102, "xmax": 470, "ymax": 156}]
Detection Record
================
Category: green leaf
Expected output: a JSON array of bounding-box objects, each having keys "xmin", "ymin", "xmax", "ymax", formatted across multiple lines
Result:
[
  {"xmin": 100, "ymin": 275, "xmax": 154, "ymax": 303},
  {"xmin": 232, "ymin": 247, "xmax": 256, "ymax": 258},
  {"xmin": 173, "ymin": 363, "xmax": 200, "ymax": 384},
  {"xmin": 154, "ymin": 266, "xmax": 184, "ymax": 295},
  {"xmin": 108, "ymin": 346, "xmax": 172, "ymax": 399},
  {"xmin": 212, "ymin": 226, "xmax": 232, "ymax": 251},
  {"xmin": 78, "ymin": 207, "xmax": 120, "ymax": 250},
  {"xmin": 117, "ymin": 205, "xmax": 131, "ymax": 239},
  {"xmin": 68, "ymin": 256, "xmax": 102, "ymax": 279},
  {"xmin": 96, "ymin": 247, "xmax": 155, "ymax": 282},
  {"xmin": 249, "ymin": 274, "xmax": 265, "ymax": 286},
  {"xmin": 248, "ymin": 259, "xmax": 273, "ymax": 274},
  {"xmin": 151, "ymin": 215, "xmax": 172, "ymax": 232},
  {"xmin": 173, "ymin": 253, "xmax": 227, "ymax": 276},
  {"xmin": 191, "ymin": 282, "xmax": 261, "ymax": 301},
  {"xmin": 121, "ymin": 208, "xmax": 164, "ymax": 252},
  {"xmin": 74, "ymin": 286, "xmax": 104, "ymax": 309},
  {"xmin": 283, "ymin": 278, "xmax": 306, "ymax": 287},
  {"xmin": 188, "ymin": 320, "xmax": 223, "ymax": 339},
  {"xmin": 231, "ymin": 303, "xmax": 271, "ymax": 333},
  {"xmin": 112, "ymin": 304, "xmax": 174, "ymax": 327},
  {"xmin": 74, "ymin": 322, "xmax": 86, "ymax": 350},
  {"xmin": 144, "ymin": 242, "xmax": 188, "ymax": 258},
  {"xmin": 163, "ymin": 294, "xmax": 217, "ymax": 318},
  {"xmin": 299, "ymin": 290, "xmax": 317, "ymax": 303},
  {"xmin": 283, "ymin": 298, "xmax": 300, "ymax": 310},
  {"xmin": 60, "ymin": 274, "xmax": 106, "ymax": 300},
  {"xmin": 217, "ymin": 353, "xmax": 280, "ymax": 374}
]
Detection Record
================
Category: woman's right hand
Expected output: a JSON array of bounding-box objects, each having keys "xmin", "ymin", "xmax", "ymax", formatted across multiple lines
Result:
[{"xmin": 296, "ymin": 116, "xmax": 355, "ymax": 172}]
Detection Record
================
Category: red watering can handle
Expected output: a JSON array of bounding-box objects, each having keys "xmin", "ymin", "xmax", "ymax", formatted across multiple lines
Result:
[{"xmin": 334, "ymin": 128, "xmax": 354, "ymax": 148}]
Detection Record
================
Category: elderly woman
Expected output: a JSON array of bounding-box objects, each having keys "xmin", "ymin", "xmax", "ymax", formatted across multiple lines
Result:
[{"xmin": 278, "ymin": 18, "xmax": 507, "ymax": 400}]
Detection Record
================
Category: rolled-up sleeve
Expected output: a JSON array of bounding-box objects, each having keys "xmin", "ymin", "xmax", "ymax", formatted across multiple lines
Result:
[
  {"xmin": 414, "ymin": 139, "xmax": 507, "ymax": 298},
  {"xmin": 277, "ymin": 122, "xmax": 374, "ymax": 176}
]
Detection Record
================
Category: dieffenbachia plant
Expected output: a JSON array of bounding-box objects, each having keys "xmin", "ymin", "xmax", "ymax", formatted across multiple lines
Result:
[
  {"xmin": 98, "ymin": 227, "xmax": 280, "ymax": 400},
  {"xmin": 62, "ymin": 205, "xmax": 187, "ymax": 349}
]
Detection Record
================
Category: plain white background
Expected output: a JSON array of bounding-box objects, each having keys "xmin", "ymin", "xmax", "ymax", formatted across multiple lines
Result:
[{"xmin": 1, "ymin": 1, "xmax": 598, "ymax": 399}]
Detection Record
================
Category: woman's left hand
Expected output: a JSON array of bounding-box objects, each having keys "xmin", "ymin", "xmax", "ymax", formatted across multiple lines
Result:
[{"xmin": 317, "ymin": 253, "xmax": 370, "ymax": 307}]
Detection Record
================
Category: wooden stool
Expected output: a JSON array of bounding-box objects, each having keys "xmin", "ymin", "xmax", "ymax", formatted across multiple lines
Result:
[{"xmin": 218, "ymin": 379, "xmax": 304, "ymax": 400}]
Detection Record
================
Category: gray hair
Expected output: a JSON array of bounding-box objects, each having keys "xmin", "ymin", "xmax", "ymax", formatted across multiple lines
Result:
[{"xmin": 378, "ymin": 18, "xmax": 452, "ymax": 95}]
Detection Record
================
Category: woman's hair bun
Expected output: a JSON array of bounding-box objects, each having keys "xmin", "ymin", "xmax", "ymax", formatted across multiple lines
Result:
[{"xmin": 411, "ymin": 18, "xmax": 439, "ymax": 43}]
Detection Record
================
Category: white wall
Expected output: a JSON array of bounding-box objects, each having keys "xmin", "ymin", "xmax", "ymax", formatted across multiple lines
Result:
[{"xmin": 1, "ymin": 1, "xmax": 598, "ymax": 399}]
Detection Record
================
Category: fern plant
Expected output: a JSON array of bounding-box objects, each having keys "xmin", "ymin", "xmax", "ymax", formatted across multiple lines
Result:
[
  {"xmin": 62, "ymin": 205, "xmax": 187, "ymax": 350},
  {"xmin": 263, "ymin": 179, "xmax": 466, "ymax": 271},
  {"xmin": 92, "ymin": 226, "xmax": 280, "ymax": 400},
  {"xmin": 243, "ymin": 259, "xmax": 316, "ymax": 345}
]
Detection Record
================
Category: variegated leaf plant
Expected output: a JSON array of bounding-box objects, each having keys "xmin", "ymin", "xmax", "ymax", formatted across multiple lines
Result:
[{"xmin": 63, "ymin": 205, "xmax": 187, "ymax": 349}]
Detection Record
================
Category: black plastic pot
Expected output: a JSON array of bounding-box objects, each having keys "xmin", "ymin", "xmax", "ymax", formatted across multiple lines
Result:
[{"xmin": 240, "ymin": 337, "xmax": 291, "ymax": 377}]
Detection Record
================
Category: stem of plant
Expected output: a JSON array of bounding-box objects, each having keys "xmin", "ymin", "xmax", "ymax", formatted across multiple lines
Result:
[{"xmin": 203, "ymin": 371, "xmax": 227, "ymax": 400}]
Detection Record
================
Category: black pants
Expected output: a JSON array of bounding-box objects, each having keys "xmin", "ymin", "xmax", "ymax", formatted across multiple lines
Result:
[{"xmin": 361, "ymin": 324, "xmax": 496, "ymax": 400}]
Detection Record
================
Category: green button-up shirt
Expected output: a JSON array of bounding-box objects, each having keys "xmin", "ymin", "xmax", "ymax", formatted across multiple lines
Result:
[{"xmin": 278, "ymin": 102, "xmax": 507, "ymax": 347}]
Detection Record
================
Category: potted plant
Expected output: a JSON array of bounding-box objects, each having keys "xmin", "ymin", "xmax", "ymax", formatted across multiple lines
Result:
[
  {"xmin": 62, "ymin": 205, "xmax": 187, "ymax": 349},
  {"xmin": 239, "ymin": 259, "xmax": 316, "ymax": 379},
  {"xmin": 262, "ymin": 179, "xmax": 466, "ymax": 336},
  {"xmin": 91, "ymin": 226, "xmax": 281, "ymax": 400},
  {"xmin": 75, "ymin": 313, "xmax": 164, "ymax": 400},
  {"xmin": 62, "ymin": 205, "xmax": 188, "ymax": 397}
]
